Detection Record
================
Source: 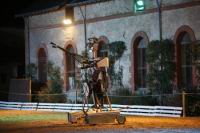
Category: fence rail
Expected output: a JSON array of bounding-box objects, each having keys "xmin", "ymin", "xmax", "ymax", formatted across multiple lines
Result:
[{"xmin": 0, "ymin": 101, "xmax": 182, "ymax": 117}]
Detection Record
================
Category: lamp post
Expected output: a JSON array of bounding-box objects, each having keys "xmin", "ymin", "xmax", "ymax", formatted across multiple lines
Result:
[
  {"xmin": 156, "ymin": 0, "xmax": 163, "ymax": 105},
  {"xmin": 62, "ymin": 5, "xmax": 87, "ymax": 101},
  {"xmin": 156, "ymin": 0, "xmax": 162, "ymax": 42},
  {"xmin": 79, "ymin": 5, "xmax": 87, "ymax": 54}
]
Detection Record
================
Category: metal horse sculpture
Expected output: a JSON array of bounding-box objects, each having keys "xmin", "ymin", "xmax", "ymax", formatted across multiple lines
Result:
[{"xmin": 50, "ymin": 41, "xmax": 125, "ymax": 124}]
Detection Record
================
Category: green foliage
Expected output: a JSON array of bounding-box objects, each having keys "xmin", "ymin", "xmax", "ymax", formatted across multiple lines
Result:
[
  {"xmin": 187, "ymin": 95, "xmax": 200, "ymax": 116},
  {"xmin": 36, "ymin": 61, "xmax": 66, "ymax": 103},
  {"xmin": 107, "ymin": 41, "xmax": 127, "ymax": 87},
  {"xmin": 130, "ymin": 95, "xmax": 157, "ymax": 105},
  {"xmin": 114, "ymin": 87, "xmax": 132, "ymax": 96},
  {"xmin": 110, "ymin": 90, "xmax": 157, "ymax": 105},
  {"xmin": 110, "ymin": 87, "xmax": 157, "ymax": 105},
  {"xmin": 26, "ymin": 63, "xmax": 37, "ymax": 80},
  {"xmin": 0, "ymin": 112, "xmax": 66, "ymax": 123},
  {"xmin": 47, "ymin": 62, "xmax": 63, "ymax": 94},
  {"xmin": 108, "ymin": 41, "xmax": 127, "ymax": 60},
  {"xmin": 146, "ymin": 39, "xmax": 175, "ymax": 94},
  {"xmin": 37, "ymin": 86, "xmax": 51, "ymax": 103},
  {"xmin": 192, "ymin": 43, "xmax": 200, "ymax": 84}
]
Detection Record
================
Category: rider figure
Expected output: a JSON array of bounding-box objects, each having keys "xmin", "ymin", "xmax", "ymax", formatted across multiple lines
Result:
[{"xmin": 91, "ymin": 67, "xmax": 108, "ymax": 108}]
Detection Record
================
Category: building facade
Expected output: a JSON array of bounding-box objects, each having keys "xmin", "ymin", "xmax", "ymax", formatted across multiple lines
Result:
[{"xmin": 21, "ymin": 0, "xmax": 200, "ymax": 95}]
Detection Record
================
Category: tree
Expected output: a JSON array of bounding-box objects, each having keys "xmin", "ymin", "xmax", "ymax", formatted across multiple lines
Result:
[
  {"xmin": 146, "ymin": 39, "xmax": 175, "ymax": 96},
  {"xmin": 26, "ymin": 63, "xmax": 37, "ymax": 80},
  {"xmin": 106, "ymin": 41, "xmax": 126, "ymax": 88},
  {"xmin": 37, "ymin": 61, "xmax": 66, "ymax": 103},
  {"xmin": 192, "ymin": 42, "xmax": 200, "ymax": 88}
]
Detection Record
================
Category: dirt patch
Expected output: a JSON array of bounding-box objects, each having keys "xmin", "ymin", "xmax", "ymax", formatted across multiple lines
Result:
[{"xmin": 0, "ymin": 110, "xmax": 200, "ymax": 133}]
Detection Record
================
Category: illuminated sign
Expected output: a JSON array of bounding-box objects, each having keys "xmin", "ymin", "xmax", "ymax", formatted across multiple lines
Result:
[{"xmin": 134, "ymin": 0, "xmax": 145, "ymax": 12}]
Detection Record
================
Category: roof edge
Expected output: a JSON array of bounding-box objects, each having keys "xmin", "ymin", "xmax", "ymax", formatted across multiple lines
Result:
[
  {"xmin": 67, "ymin": 0, "xmax": 110, "ymax": 7},
  {"xmin": 16, "ymin": 0, "xmax": 111, "ymax": 18},
  {"xmin": 15, "ymin": 1, "xmax": 66, "ymax": 18}
]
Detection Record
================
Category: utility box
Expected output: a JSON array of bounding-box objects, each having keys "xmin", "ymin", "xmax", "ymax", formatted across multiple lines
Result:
[{"xmin": 8, "ymin": 79, "xmax": 31, "ymax": 102}]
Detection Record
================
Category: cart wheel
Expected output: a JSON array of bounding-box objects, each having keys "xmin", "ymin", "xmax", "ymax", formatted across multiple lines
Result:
[{"xmin": 116, "ymin": 115, "xmax": 126, "ymax": 124}]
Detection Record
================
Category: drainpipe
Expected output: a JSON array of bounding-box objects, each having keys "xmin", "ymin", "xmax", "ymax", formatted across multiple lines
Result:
[
  {"xmin": 23, "ymin": 17, "xmax": 31, "ymax": 79},
  {"xmin": 156, "ymin": 0, "xmax": 163, "ymax": 42},
  {"xmin": 79, "ymin": 5, "xmax": 87, "ymax": 53},
  {"xmin": 79, "ymin": 5, "xmax": 89, "ymax": 82},
  {"xmin": 156, "ymin": 0, "xmax": 163, "ymax": 105},
  {"xmin": 24, "ymin": 16, "xmax": 32, "ymax": 101}
]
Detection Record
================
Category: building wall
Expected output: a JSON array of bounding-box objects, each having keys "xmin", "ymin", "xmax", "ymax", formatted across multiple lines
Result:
[
  {"xmin": 74, "ymin": 0, "xmax": 199, "ymax": 21},
  {"xmin": 29, "ymin": 10, "xmax": 66, "ymax": 28},
  {"xmin": 25, "ymin": 0, "xmax": 200, "ymax": 93}
]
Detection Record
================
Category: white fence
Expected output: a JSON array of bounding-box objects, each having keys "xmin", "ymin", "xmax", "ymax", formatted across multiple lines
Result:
[{"xmin": 0, "ymin": 101, "xmax": 182, "ymax": 117}]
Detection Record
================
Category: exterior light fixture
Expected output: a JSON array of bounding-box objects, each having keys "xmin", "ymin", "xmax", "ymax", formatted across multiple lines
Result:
[
  {"xmin": 63, "ymin": 19, "xmax": 72, "ymax": 25},
  {"xmin": 63, "ymin": 7, "xmax": 74, "ymax": 25},
  {"xmin": 134, "ymin": 0, "xmax": 145, "ymax": 12}
]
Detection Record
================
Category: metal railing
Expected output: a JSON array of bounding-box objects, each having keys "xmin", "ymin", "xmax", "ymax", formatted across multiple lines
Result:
[{"xmin": 0, "ymin": 101, "xmax": 182, "ymax": 117}]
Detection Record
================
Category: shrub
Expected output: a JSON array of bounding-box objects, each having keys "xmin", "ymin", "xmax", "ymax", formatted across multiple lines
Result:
[
  {"xmin": 36, "ymin": 61, "xmax": 66, "ymax": 103},
  {"xmin": 146, "ymin": 39, "xmax": 175, "ymax": 105},
  {"xmin": 186, "ymin": 94, "xmax": 200, "ymax": 116}
]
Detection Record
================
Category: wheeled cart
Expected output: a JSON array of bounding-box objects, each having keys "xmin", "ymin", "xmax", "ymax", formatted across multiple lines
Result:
[{"xmin": 67, "ymin": 109, "xmax": 126, "ymax": 124}]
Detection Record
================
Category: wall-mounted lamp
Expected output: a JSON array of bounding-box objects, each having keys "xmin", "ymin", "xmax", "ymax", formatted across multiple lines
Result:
[
  {"xmin": 63, "ymin": 7, "xmax": 74, "ymax": 25},
  {"xmin": 63, "ymin": 19, "xmax": 72, "ymax": 25}
]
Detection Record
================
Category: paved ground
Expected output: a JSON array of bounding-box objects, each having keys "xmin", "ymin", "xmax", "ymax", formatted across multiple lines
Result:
[{"xmin": 0, "ymin": 110, "xmax": 200, "ymax": 133}]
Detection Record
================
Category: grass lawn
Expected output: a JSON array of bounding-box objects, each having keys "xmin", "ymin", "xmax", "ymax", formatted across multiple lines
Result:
[{"xmin": 0, "ymin": 110, "xmax": 66, "ymax": 123}]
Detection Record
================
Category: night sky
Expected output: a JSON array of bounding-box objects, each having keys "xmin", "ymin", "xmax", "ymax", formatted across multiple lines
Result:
[
  {"xmin": 0, "ymin": 1, "xmax": 37, "ymax": 69},
  {"xmin": 0, "ymin": 1, "xmax": 35, "ymax": 28}
]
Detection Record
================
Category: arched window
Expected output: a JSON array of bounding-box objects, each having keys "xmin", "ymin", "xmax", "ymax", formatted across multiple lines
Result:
[
  {"xmin": 180, "ymin": 32, "xmax": 193, "ymax": 89},
  {"xmin": 132, "ymin": 31, "xmax": 149, "ymax": 91},
  {"xmin": 134, "ymin": 37, "xmax": 147, "ymax": 89},
  {"xmin": 65, "ymin": 45, "xmax": 75, "ymax": 90},
  {"xmin": 66, "ymin": 46, "xmax": 75, "ymax": 76},
  {"xmin": 135, "ymin": 38, "xmax": 147, "ymax": 89},
  {"xmin": 38, "ymin": 48, "xmax": 47, "ymax": 83},
  {"xmin": 174, "ymin": 25, "xmax": 196, "ymax": 90}
]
